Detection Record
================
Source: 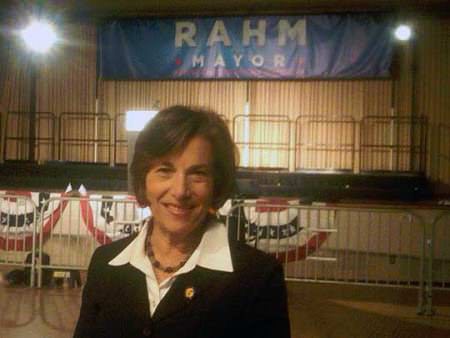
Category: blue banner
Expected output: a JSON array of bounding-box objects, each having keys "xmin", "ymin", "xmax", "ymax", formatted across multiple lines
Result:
[{"xmin": 98, "ymin": 14, "xmax": 393, "ymax": 79}]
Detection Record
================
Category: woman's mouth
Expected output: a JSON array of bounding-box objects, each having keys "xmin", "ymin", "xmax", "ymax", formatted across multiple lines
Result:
[{"xmin": 164, "ymin": 203, "xmax": 193, "ymax": 216}]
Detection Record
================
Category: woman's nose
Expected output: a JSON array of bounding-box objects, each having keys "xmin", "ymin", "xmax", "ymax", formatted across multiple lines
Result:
[{"xmin": 171, "ymin": 173, "xmax": 191, "ymax": 199}]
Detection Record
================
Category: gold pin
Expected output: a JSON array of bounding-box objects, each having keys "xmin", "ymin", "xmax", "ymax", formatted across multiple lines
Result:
[{"xmin": 184, "ymin": 287, "xmax": 195, "ymax": 300}]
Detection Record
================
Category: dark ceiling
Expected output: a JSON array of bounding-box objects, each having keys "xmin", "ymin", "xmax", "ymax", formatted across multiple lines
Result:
[{"xmin": 1, "ymin": 0, "xmax": 449, "ymax": 19}]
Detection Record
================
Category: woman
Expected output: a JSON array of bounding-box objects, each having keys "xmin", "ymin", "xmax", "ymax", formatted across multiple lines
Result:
[{"xmin": 74, "ymin": 105, "xmax": 291, "ymax": 338}]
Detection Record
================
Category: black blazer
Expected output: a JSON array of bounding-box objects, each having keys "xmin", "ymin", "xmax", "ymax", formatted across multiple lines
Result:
[{"xmin": 74, "ymin": 234, "xmax": 291, "ymax": 338}]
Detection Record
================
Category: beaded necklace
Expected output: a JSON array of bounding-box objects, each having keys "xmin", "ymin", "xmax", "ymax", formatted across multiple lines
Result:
[{"xmin": 145, "ymin": 223, "xmax": 191, "ymax": 274}]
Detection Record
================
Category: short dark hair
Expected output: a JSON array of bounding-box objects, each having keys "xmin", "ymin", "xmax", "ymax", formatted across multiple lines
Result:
[{"xmin": 130, "ymin": 105, "xmax": 237, "ymax": 208}]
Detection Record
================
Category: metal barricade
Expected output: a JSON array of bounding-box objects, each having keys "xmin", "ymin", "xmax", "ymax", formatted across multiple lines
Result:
[
  {"xmin": 294, "ymin": 115, "xmax": 356, "ymax": 172},
  {"xmin": 430, "ymin": 211, "xmax": 450, "ymax": 289},
  {"xmin": 421, "ymin": 210, "xmax": 450, "ymax": 315},
  {"xmin": 3, "ymin": 111, "xmax": 56, "ymax": 162},
  {"xmin": 35, "ymin": 196, "xmax": 149, "ymax": 287},
  {"xmin": 2, "ymin": 193, "xmax": 448, "ymax": 317},
  {"xmin": 227, "ymin": 201, "xmax": 424, "ymax": 286},
  {"xmin": 360, "ymin": 115, "xmax": 427, "ymax": 173},
  {"xmin": 59, "ymin": 112, "xmax": 113, "ymax": 163},
  {"xmin": 226, "ymin": 201, "xmax": 448, "ymax": 315},
  {"xmin": 114, "ymin": 113, "xmax": 127, "ymax": 165},
  {"xmin": 0, "ymin": 194, "xmax": 38, "ymax": 287},
  {"xmin": 233, "ymin": 114, "xmax": 291, "ymax": 170}
]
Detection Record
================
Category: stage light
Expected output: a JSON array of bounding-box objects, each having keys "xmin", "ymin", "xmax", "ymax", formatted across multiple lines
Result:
[
  {"xmin": 20, "ymin": 19, "xmax": 58, "ymax": 53},
  {"xmin": 394, "ymin": 25, "xmax": 412, "ymax": 41},
  {"xmin": 125, "ymin": 110, "xmax": 158, "ymax": 132}
]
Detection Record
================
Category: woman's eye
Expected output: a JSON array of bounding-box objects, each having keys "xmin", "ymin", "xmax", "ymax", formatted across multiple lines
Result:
[
  {"xmin": 190, "ymin": 171, "xmax": 210, "ymax": 181},
  {"xmin": 155, "ymin": 167, "xmax": 172, "ymax": 175},
  {"xmin": 194, "ymin": 170, "xmax": 207, "ymax": 176}
]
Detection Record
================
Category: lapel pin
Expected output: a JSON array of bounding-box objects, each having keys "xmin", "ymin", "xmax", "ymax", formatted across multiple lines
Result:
[{"xmin": 184, "ymin": 286, "xmax": 195, "ymax": 301}]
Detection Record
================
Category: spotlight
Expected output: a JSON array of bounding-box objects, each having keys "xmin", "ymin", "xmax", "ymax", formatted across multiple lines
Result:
[
  {"xmin": 394, "ymin": 25, "xmax": 412, "ymax": 41},
  {"xmin": 20, "ymin": 19, "xmax": 58, "ymax": 53},
  {"xmin": 125, "ymin": 110, "xmax": 158, "ymax": 132}
]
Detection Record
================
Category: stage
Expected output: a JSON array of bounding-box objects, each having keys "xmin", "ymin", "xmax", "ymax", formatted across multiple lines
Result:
[{"xmin": 0, "ymin": 161, "xmax": 434, "ymax": 202}]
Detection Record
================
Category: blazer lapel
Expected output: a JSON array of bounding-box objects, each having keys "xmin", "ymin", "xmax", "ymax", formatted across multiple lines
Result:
[
  {"xmin": 152, "ymin": 266, "xmax": 231, "ymax": 322},
  {"xmin": 117, "ymin": 264, "xmax": 151, "ymax": 321}
]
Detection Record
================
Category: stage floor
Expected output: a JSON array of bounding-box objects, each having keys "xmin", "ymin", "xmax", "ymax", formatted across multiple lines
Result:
[{"xmin": 1, "ymin": 278, "xmax": 449, "ymax": 338}]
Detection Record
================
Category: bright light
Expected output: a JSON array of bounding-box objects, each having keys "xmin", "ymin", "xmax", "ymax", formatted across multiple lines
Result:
[
  {"xmin": 394, "ymin": 25, "xmax": 412, "ymax": 41},
  {"xmin": 125, "ymin": 110, "xmax": 158, "ymax": 132},
  {"xmin": 20, "ymin": 19, "xmax": 58, "ymax": 53}
]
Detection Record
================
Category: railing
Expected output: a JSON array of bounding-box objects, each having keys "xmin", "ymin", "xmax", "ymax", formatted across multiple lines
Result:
[
  {"xmin": 114, "ymin": 113, "xmax": 128, "ymax": 165},
  {"xmin": 360, "ymin": 116, "xmax": 427, "ymax": 173},
  {"xmin": 295, "ymin": 115, "xmax": 356, "ymax": 171},
  {"xmin": 59, "ymin": 112, "xmax": 113, "ymax": 164},
  {"xmin": 225, "ymin": 200, "xmax": 449, "ymax": 315},
  {"xmin": 0, "ymin": 194, "xmax": 38, "ymax": 287},
  {"xmin": 0, "ymin": 193, "xmax": 149, "ymax": 286},
  {"xmin": 3, "ymin": 111, "xmax": 56, "ymax": 162},
  {"xmin": 1, "ymin": 194, "xmax": 449, "ymax": 315},
  {"xmin": 429, "ymin": 210, "xmax": 450, "ymax": 286},
  {"xmin": 233, "ymin": 114, "xmax": 291, "ymax": 170},
  {"xmin": 227, "ymin": 201, "xmax": 421, "ymax": 285},
  {"xmin": 35, "ymin": 195, "xmax": 150, "ymax": 285},
  {"xmin": 1, "ymin": 112, "xmax": 429, "ymax": 174}
]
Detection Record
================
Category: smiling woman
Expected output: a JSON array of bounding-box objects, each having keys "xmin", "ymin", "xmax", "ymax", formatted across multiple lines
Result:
[
  {"xmin": 144, "ymin": 136, "xmax": 214, "ymax": 242},
  {"xmin": 74, "ymin": 105, "xmax": 291, "ymax": 338}
]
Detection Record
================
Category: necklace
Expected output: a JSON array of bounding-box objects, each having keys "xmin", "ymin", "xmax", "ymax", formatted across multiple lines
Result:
[
  {"xmin": 145, "ymin": 223, "xmax": 190, "ymax": 274},
  {"xmin": 147, "ymin": 244, "xmax": 188, "ymax": 273}
]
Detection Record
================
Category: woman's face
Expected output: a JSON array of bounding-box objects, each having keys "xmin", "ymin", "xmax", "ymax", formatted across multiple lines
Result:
[{"xmin": 145, "ymin": 136, "xmax": 214, "ymax": 238}]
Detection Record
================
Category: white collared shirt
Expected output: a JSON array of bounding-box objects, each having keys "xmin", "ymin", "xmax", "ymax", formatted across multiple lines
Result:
[{"xmin": 108, "ymin": 219, "xmax": 233, "ymax": 316}]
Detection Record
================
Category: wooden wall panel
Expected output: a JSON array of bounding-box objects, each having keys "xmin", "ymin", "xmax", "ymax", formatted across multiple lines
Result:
[
  {"xmin": 101, "ymin": 80, "xmax": 247, "ymax": 118},
  {"xmin": 415, "ymin": 16, "xmax": 450, "ymax": 183},
  {"xmin": 1, "ymin": 46, "xmax": 34, "ymax": 160},
  {"xmin": 248, "ymin": 80, "xmax": 393, "ymax": 120},
  {"xmin": 37, "ymin": 23, "xmax": 97, "ymax": 114},
  {"xmin": 393, "ymin": 41, "xmax": 414, "ymax": 116},
  {"xmin": 1, "ymin": 52, "xmax": 32, "ymax": 113}
]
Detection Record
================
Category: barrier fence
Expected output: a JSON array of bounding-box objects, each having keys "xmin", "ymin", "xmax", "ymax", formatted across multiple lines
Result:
[
  {"xmin": 59, "ymin": 112, "xmax": 112, "ymax": 163},
  {"xmin": 233, "ymin": 114, "xmax": 291, "ymax": 170},
  {"xmin": 294, "ymin": 115, "xmax": 356, "ymax": 171},
  {"xmin": 1, "ymin": 195, "xmax": 449, "ymax": 315},
  {"xmin": 3, "ymin": 111, "xmax": 56, "ymax": 162},
  {"xmin": 0, "ymin": 193, "xmax": 149, "ymax": 287},
  {"xmin": 0, "ymin": 195, "xmax": 38, "ymax": 287},
  {"xmin": 360, "ymin": 116, "xmax": 427, "ymax": 173},
  {"xmin": 2, "ymin": 111, "xmax": 428, "ymax": 174}
]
